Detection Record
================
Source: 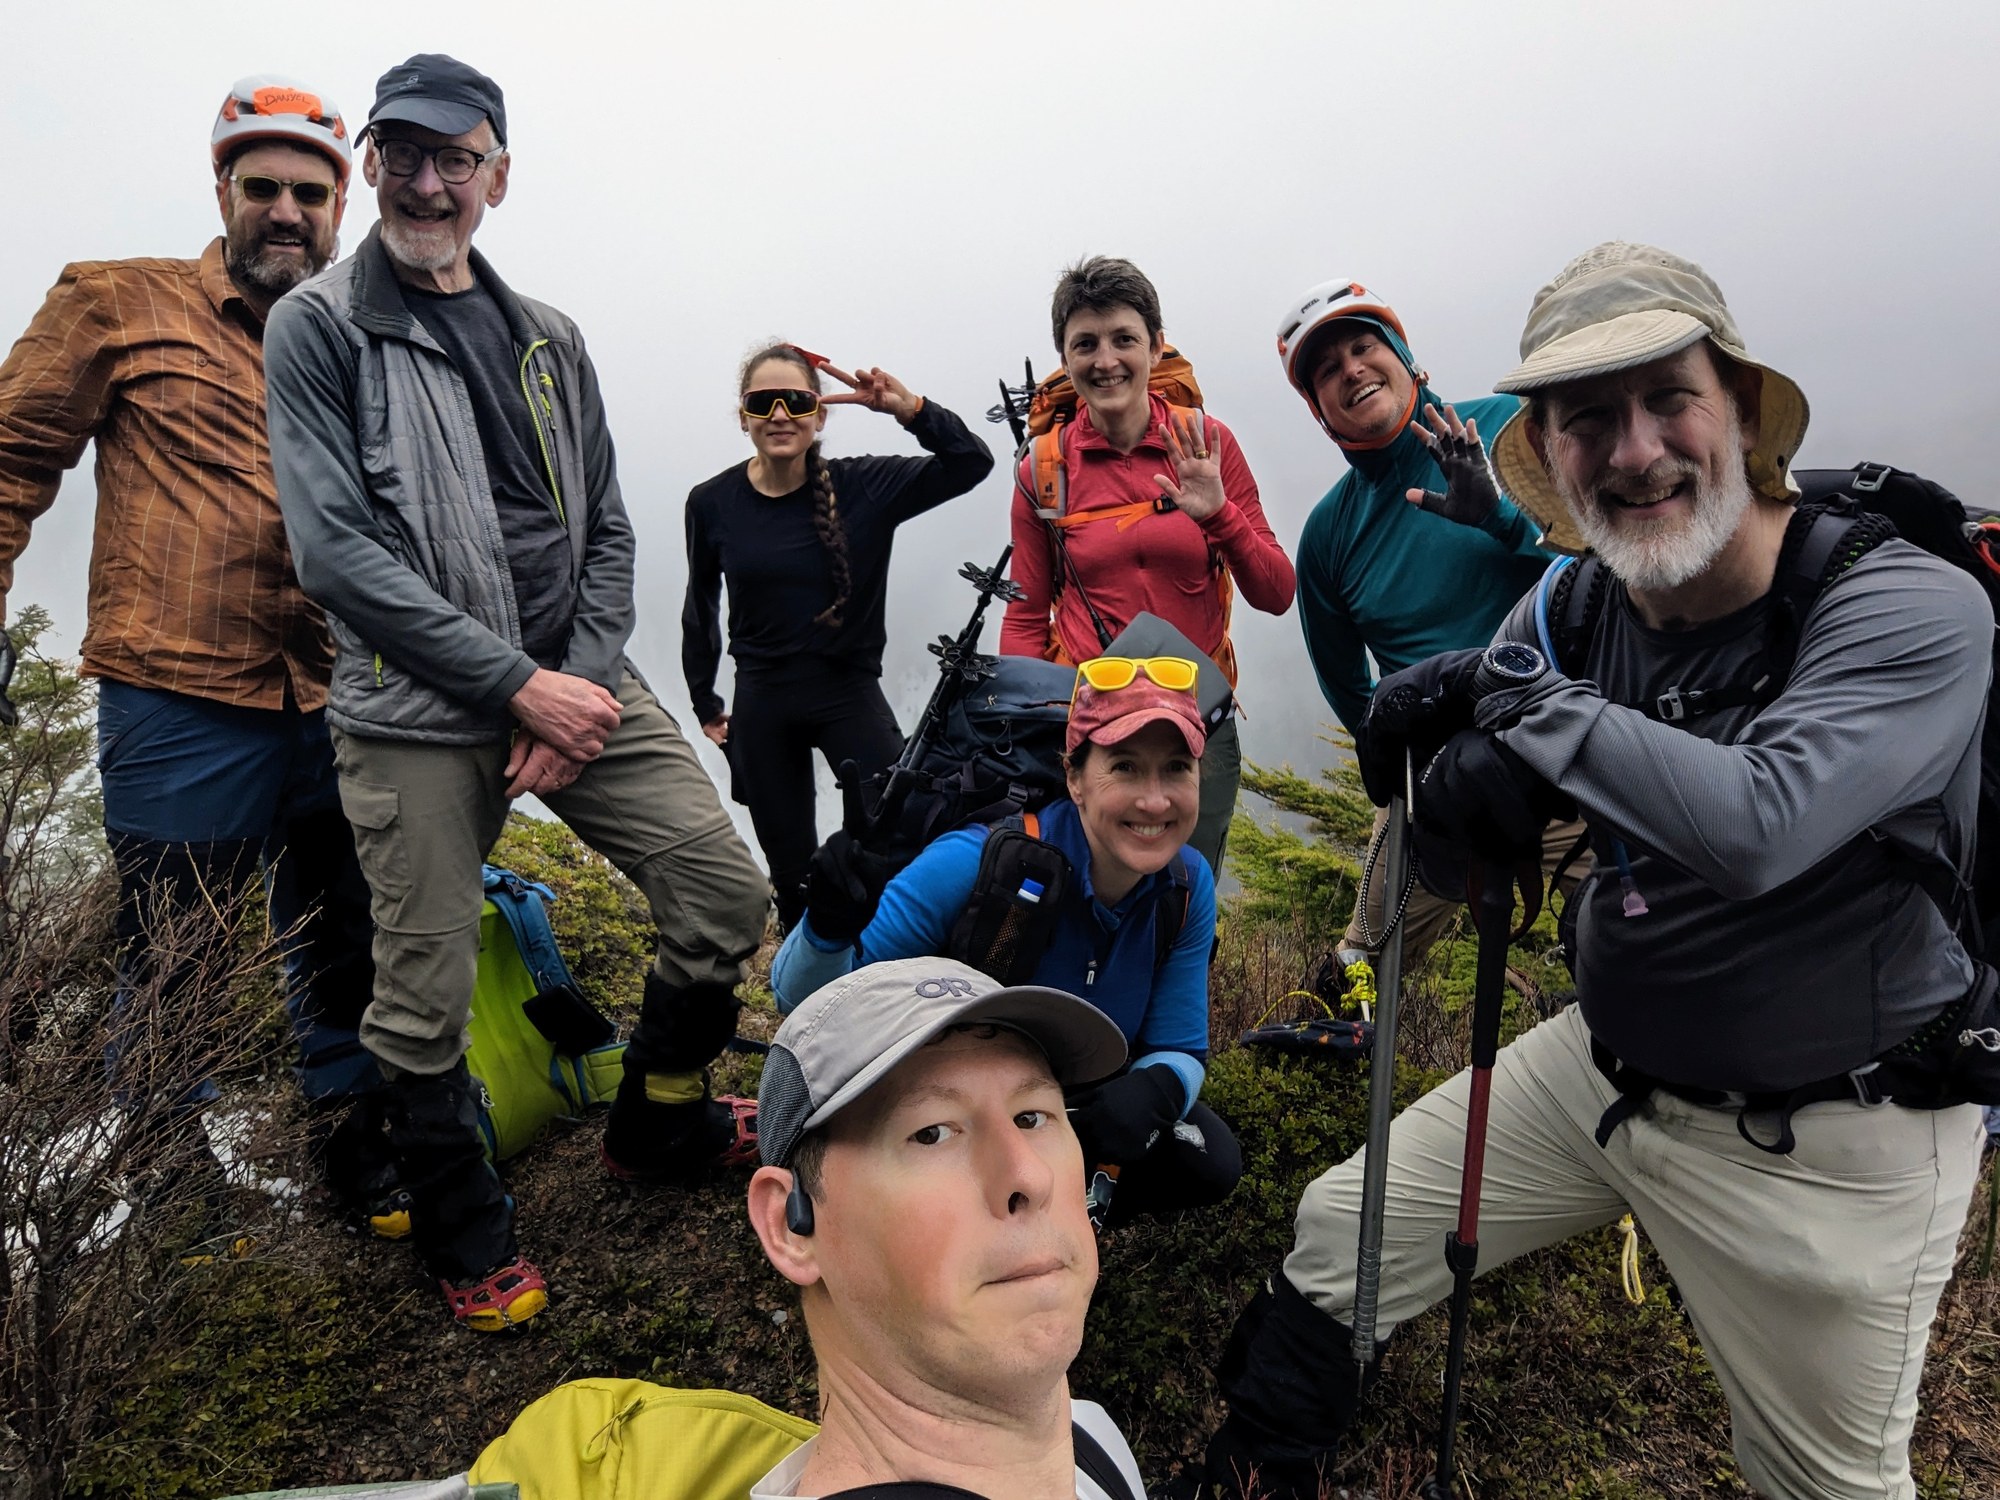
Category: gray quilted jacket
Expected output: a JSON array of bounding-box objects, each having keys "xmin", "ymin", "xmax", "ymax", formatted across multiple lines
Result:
[{"xmin": 265, "ymin": 227, "xmax": 635, "ymax": 744}]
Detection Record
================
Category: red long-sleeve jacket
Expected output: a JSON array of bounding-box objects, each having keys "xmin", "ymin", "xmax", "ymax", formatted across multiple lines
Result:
[{"xmin": 999, "ymin": 394, "xmax": 1294, "ymax": 684}]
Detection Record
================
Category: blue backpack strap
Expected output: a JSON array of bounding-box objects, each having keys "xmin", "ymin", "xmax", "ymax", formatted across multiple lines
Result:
[
  {"xmin": 481, "ymin": 864, "xmax": 576, "ymax": 997},
  {"xmin": 1533, "ymin": 555, "xmax": 1577, "ymax": 666}
]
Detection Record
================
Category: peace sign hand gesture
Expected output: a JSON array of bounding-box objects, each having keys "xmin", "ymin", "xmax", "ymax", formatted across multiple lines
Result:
[
  {"xmin": 1154, "ymin": 411, "xmax": 1226, "ymax": 522},
  {"xmin": 817, "ymin": 360, "xmax": 923, "ymax": 424},
  {"xmin": 1406, "ymin": 403, "xmax": 1502, "ymax": 528}
]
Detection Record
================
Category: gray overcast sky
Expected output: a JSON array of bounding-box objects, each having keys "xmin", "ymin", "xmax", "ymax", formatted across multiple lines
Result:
[{"xmin": 8, "ymin": 0, "xmax": 1998, "ymax": 852}]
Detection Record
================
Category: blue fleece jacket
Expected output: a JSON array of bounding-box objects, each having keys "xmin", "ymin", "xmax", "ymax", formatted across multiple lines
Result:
[
  {"xmin": 1296, "ymin": 388, "xmax": 1552, "ymax": 734},
  {"xmin": 770, "ymin": 799, "xmax": 1216, "ymax": 1112}
]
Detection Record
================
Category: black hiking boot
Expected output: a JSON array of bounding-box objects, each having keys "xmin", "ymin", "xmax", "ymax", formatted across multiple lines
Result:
[
  {"xmin": 310, "ymin": 1090, "xmax": 411, "ymax": 1239},
  {"xmin": 381, "ymin": 1062, "xmax": 524, "ymax": 1324},
  {"xmin": 601, "ymin": 976, "xmax": 746, "ymax": 1182},
  {"xmin": 1199, "ymin": 1273, "xmax": 1378, "ymax": 1500}
]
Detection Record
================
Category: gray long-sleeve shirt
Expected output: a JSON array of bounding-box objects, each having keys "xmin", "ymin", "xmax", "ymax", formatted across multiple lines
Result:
[{"xmin": 1494, "ymin": 539, "xmax": 1990, "ymax": 1093}]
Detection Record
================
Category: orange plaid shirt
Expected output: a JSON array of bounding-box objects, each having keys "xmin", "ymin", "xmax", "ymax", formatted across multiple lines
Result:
[{"xmin": 0, "ymin": 237, "xmax": 333, "ymax": 710}]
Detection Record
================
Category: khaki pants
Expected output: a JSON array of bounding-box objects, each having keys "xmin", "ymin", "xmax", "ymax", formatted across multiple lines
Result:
[
  {"xmin": 1284, "ymin": 1003, "xmax": 1985, "ymax": 1500},
  {"xmin": 1342, "ymin": 809, "xmax": 1588, "ymax": 963},
  {"xmin": 331, "ymin": 670, "xmax": 770, "ymax": 1078}
]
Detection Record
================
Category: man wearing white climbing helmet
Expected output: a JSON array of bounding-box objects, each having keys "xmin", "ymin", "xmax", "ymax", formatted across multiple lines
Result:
[
  {"xmin": 0, "ymin": 74, "xmax": 393, "ymax": 1259},
  {"xmin": 1277, "ymin": 278, "xmax": 1574, "ymax": 1001},
  {"xmin": 1197, "ymin": 242, "xmax": 1993, "ymax": 1500}
]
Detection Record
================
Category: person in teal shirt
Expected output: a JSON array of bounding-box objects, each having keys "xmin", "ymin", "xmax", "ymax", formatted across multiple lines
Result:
[{"xmin": 1273, "ymin": 280, "xmax": 1574, "ymax": 988}]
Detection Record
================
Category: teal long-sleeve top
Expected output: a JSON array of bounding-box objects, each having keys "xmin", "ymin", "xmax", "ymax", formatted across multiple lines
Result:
[{"xmin": 1296, "ymin": 390, "xmax": 1554, "ymax": 734}]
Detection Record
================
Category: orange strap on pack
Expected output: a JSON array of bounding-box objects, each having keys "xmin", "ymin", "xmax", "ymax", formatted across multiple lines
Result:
[{"xmin": 1050, "ymin": 500, "xmax": 1162, "ymax": 533}]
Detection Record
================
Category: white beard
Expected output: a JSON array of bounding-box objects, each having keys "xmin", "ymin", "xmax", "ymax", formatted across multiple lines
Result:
[
  {"xmin": 1558, "ymin": 413, "xmax": 1754, "ymax": 591},
  {"xmin": 380, "ymin": 198, "xmax": 461, "ymax": 274}
]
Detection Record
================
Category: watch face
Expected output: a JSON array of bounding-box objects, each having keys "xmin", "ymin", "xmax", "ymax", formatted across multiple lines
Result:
[{"xmin": 1485, "ymin": 641, "xmax": 1546, "ymax": 681}]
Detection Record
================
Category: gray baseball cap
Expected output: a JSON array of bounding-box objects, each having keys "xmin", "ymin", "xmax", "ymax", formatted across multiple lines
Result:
[{"xmin": 757, "ymin": 957, "xmax": 1128, "ymax": 1168}]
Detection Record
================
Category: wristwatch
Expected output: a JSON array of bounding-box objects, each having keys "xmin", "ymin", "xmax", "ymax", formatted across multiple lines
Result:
[{"xmin": 1470, "ymin": 641, "xmax": 1548, "ymax": 701}]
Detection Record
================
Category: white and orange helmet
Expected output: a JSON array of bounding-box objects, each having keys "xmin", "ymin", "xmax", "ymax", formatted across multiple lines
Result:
[
  {"xmin": 1274, "ymin": 279, "xmax": 1426, "ymax": 443},
  {"xmin": 211, "ymin": 75, "xmax": 352, "ymax": 186}
]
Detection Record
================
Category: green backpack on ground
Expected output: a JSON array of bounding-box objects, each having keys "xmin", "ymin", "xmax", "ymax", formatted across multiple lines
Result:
[{"xmin": 465, "ymin": 865, "xmax": 626, "ymax": 1162}]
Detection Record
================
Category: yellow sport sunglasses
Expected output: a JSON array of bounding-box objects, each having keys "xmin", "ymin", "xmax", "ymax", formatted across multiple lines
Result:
[{"xmin": 1074, "ymin": 656, "xmax": 1199, "ymax": 694}]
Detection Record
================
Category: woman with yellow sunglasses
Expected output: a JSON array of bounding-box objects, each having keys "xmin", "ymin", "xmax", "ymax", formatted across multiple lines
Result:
[
  {"xmin": 684, "ymin": 342, "xmax": 994, "ymax": 928},
  {"xmin": 769, "ymin": 658, "xmax": 1242, "ymax": 1227}
]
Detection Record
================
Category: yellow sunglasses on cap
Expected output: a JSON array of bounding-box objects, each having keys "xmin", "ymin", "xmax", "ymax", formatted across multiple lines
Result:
[{"xmin": 1074, "ymin": 656, "xmax": 1199, "ymax": 694}]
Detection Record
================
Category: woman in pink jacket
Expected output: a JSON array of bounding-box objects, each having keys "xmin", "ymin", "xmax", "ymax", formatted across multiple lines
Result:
[{"xmin": 1001, "ymin": 255, "xmax": 1295, "ymax": 872}]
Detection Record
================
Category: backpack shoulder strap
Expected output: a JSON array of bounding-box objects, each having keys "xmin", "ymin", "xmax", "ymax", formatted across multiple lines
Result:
[
  {"xmin": 1765, "ymin": 499, "xmax": 1893, "ymax": 684},
  {"xmin": 1152, "ymin": 852, "xmax": 1193, "ymax": 970},
  {"xmin": 1071, "ymin": 1419, "xmax": 1139, "ymax": 1500},
  {"xmin": 481, "ymin": 864, "xmax": 574, "ymax": 997},
  {"xmin": 1023, "ymin": 426, "xmax": 1069, "ymax": 521},
  {"xmin": 1540, "ymin": 552, "xmax": 1609, "ymax": 679}
]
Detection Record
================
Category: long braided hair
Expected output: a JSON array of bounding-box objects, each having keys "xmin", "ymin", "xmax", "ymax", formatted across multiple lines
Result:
[{"xmin": 740, "ymin": 342, "xmax": 852, "ymax": 629}]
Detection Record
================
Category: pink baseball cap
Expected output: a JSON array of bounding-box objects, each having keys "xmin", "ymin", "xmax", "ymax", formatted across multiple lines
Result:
[{"xmin": 1066, "ymin": 671, "xmax": 1206, "ymax": 758}]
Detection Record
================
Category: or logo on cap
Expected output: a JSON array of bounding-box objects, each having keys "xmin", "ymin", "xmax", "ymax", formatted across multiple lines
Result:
[
  {"xmin": 913, "ymin": 976, "xmax": 979, "ymax": 1000},
  {"xmin": 381, "ymin": 72, "xmax": 424, "ymax": 96}
]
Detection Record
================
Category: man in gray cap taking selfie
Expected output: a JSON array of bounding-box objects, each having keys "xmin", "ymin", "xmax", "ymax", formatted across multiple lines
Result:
[
  {"xmin": 1194, "ymin": 243, "xmax": 1993, "ymax": 1500},
  {"xmin": 265, "ymin": 54, "xmax": 769, "ymax": 1331},
  {"xmin": 746, "ymin": 957, "xmax": 1147, "ymax": 1499}
]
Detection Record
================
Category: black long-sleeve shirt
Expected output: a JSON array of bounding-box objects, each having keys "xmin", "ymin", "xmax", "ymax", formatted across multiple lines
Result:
[{"xmin": 681, "ymin": 399, "xmax": 994, "ymax": 724}]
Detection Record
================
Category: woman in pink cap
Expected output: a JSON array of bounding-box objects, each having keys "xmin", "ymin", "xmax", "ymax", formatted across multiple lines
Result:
[{"xmin": 769, "ymin": 656, "xmax": 1240, "ymax": 1226}]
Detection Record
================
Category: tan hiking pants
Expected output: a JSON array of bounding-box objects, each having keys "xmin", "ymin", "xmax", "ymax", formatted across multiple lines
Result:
[
  {"xmin": 1284, "ymin": 1003, "xmax": 1985, "ymax": 1500},
  {"xmin": 331, "ymin": 670, "xmax": 770, "ymax": 1078}
]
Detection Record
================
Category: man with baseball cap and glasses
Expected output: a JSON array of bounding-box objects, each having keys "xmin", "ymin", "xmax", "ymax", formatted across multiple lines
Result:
[
  {"xmin": 746, "ymin": 956, "xmax": 1146, "ymax": 1499},
  {"xmin": 1196, "ymin": 244, "xmax": 1992, "ymax": 1499},
  {"xmin": 265, "ymin": 55, "xmax": 769, "ymax": 1329},
  {"xmin": 0, "ymin": 75, "xmax": 401, "ymax": 1249},
  {"xmin": 1273, "ymin": 279, "xmax": 1573, "ymax": 1007}
]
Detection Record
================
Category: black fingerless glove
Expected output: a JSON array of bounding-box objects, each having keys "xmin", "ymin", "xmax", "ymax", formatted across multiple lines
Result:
[{"xmin": 1413, "ymin": 423, "xmax": 1503, "ymax": 527}]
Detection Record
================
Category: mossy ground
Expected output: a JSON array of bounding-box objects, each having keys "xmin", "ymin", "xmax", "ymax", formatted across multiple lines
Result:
[{"xmin": 63, "ymin": 806, "xmax": 2000, "ymax": 1499}]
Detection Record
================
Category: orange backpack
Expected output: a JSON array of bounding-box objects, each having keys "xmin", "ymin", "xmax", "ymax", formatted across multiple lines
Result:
[{"xmin": 1010, "ymin": 347, "xmax": 1236, "ymax": 681}]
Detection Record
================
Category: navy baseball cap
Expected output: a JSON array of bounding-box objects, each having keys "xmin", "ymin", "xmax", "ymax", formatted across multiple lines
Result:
[{"xmin": 364, "ymin": 53, "xmax": 506, "ymax": 144}]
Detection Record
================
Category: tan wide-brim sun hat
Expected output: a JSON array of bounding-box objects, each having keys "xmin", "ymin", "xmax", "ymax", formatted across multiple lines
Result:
[{"xmin": 1488, "ymin": 242, "xmax": 1811, "ymax": 554}]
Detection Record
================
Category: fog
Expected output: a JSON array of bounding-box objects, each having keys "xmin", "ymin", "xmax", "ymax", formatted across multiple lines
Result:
[{"xmin": 7, "ymin": 0, "xmax": 1996, "ymax": 855}]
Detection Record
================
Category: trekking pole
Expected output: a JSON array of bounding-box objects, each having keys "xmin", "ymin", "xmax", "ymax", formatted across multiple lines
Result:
[
  {"xmin": 1352, "ymin": 749, "xmax": 1414, "ymax": 1377},
  {"xmin": 1420, "ymin": 855, "xmax": 1515, "ymax": 1500}
]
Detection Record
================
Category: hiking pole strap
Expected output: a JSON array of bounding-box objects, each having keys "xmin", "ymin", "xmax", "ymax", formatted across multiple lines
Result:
[{"xmin": 1352, "ymin": 753, "xmax": 1414, "ymax": 1372}]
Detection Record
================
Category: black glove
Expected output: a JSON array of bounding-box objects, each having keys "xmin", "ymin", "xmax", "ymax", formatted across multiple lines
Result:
[
  {"xmin": 1409, "ymin": 405, "xmax": 1502, "ymax": 527},
  {"xmin": 1357, "ymin": 648, "xmax": 1486, "ymax": 805},
  {"xmin": 1067, "ymin": 1066, "xmax": 1185, "ymax": 1167},
  {"xmin": 1415, "ymin": 729, "xmax": 1575, "ymax": 866},
  {"xmin": 0, "ymin": 629, "xmax": 16, "ymax": 729},
  {"xmin": 802, "ymin": 761, "xmax": 898, "ymax": 945},
  {"xmin": 803, "ymin": 830, "xmax": 896, "ymax": 946}
]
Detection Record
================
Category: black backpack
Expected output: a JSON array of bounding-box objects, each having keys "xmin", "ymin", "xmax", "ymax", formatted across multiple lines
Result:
[
  {"xmin": 861, "ymin": 652, "xmax": 1077, "ymax": 867},
  {"xmin": 1539, "ymin": 462, "xmax": 2000, "ymax": 950}
]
